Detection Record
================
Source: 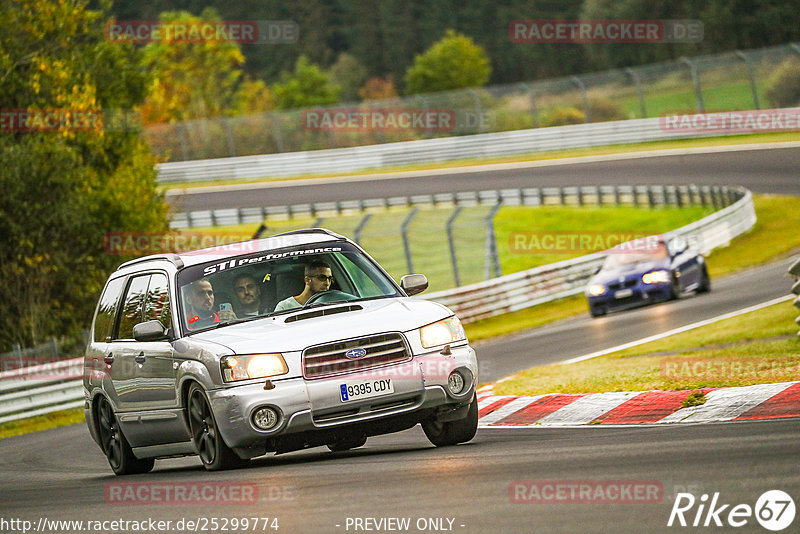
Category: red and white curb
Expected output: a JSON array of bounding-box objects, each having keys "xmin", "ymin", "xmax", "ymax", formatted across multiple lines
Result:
[{"xmin": 476, "ymin": 381, "xmax": 800, "ymax": 427}]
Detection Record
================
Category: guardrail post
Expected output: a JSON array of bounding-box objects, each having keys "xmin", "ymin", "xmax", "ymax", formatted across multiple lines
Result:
[
  {"xmin": 647, "ymin": 186, "xmax": 655, "ymax": 208},
  {"xmin": 353, "ymin": 213, "xmax": 372, "ymax": 245},
  {"xmin": 625, "ymin": 67, "xmax": 647, "ymax": 118},
  {"xmin": 484, "ymin": 203, "xmax": 503, "ymax": 280},
  {"xmin": 401, "ymin": 208, "xmax": 419, "ymax": 274},
  {"xmin": 446, "ymin": 206, "xmax": 463, "ymax": 287},
  {"xmin": 571, "ymin": 76, "xmax": 591, "ymax": 122},
  {"xmin": 789, "ymin": 257, "xmax": 800, "ymax": 336},
  {"xmin": 469, "ymin": 89, "xmax": 484, "ymax": 133},
  {"xmin": 679, "ymin": 57, "xmax": 704, "ymax": 112},
  {"xmin": 560, "ymin": 187, "xmax": 567, "ymax": 206},
  {"xmin": 614, "ymin": 186, "xmax": 621, "ymax": 206},
  {"xmin": 735, "ymin": 50, "xmax": 761, "ymax": 110}
]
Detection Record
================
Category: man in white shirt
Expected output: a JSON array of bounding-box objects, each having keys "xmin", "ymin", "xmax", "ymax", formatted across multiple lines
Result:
[{"xmin": 273, "ymin": 260, "xmax": 333, "ymax": 312}]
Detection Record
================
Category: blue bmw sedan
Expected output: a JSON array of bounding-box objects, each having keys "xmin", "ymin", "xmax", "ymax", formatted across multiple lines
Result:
[{"xmin": 585, "ymin": 236, "xmax": 710, "ymax": 318}]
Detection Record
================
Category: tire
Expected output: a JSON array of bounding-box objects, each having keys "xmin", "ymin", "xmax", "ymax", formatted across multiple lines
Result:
[
  {"xmin": 669, "ymin": 274, "xmax": 681, "ymax": 300},
  {"xmin": 327, "ymin": 434, "xmax": 367, "ymax": 452},
  {"xmin": 697, "ymin": 266, "xmax": 711, "ymax": 294},
  {"xmin": 187, "ymin": 383, "xmax": 249, "ymax": 471},
  {"xmin": 422, "ymin": 395, "xmax": 478, "ymax": 447},
  {"xmin": 96, "ymin": 397, "xmax": 154, "ymax": 476}
]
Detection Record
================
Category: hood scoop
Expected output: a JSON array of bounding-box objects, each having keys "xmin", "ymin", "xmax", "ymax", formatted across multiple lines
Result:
[{"xmin": 284, "ymin": 304, "xmax": 363, "ymax": 323}]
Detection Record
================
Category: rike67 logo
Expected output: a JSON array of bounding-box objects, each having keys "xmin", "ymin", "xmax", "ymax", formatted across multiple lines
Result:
[{"xmin": 668, "ymin": 490, "xmax": 795, "ymax": 531}]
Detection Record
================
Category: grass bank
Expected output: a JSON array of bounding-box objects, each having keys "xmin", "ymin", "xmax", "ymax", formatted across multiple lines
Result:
[{"xmin": 492, "ymin": 300, "xmax": 799, "ymax": 396}]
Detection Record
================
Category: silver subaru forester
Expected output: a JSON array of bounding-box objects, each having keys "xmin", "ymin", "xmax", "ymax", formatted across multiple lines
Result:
[{"xmin": 84, "ymin": 229, "xmax": 479, "ymax": 475}]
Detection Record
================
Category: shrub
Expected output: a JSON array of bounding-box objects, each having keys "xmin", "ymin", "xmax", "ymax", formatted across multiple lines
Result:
[
  {"xmin": 765, "ymin": 57, "xmax": 800, "ymax": 108},
  {"xmin": 540, "ymin": 107, "xmax": 585, "ymax": 127}
]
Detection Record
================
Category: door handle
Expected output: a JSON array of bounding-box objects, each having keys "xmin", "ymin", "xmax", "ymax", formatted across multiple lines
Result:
[
  {"xmin": 104, "ymin": 353, "xmax": 114, "ymax": 365},
  {"xmin": 135, "ymin": 351, "xmax": 146, "ymax": 364}
]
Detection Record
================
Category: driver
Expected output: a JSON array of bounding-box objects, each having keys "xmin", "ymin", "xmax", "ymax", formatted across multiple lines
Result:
[{"xmin": 273, "ymin": 260, "xmax": 333, "ymax": 312}]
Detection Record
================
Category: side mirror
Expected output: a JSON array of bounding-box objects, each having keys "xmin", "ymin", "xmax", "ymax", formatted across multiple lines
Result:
[
  {"xmin": 133, "ymin": 320, "xmax": 170, "ymax": 342},
  {"xmin": 400, "ymin": 274, "xmax": 429, "ymax": 296},
  {"xmin": 669, "ymin": 237, "xmax": 688, "ymax": 256},
  {"xmin": 593, "ymin": 265, "xmax": 602, "ymax": 274}
]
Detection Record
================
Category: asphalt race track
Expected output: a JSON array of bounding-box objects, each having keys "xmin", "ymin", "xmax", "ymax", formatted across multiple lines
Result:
[
  {"xmin": 2, "ymin": 145, "xmax": 798, "ymax": 533},
  {"xmin": 166, "ymin": 144, "xmax": 800, "ymax": 212}
]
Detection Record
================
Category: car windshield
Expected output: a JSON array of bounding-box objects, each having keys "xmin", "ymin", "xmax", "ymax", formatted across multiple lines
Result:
[
  {"xmin": 176, "ymin": 241, "xmax": 402, "ymax": 334},
  {"xmin": 601, "ymin": 241, "xmax": 668, "ymax": 269}
]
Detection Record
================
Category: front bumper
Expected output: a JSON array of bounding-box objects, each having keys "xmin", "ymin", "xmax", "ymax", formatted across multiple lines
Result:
[
  {"xmin": 588, "ymin": 282, "xmax": 672, "ymax": 313},
  {"xmin": 207, "ymin": 344, "xmax": 477, "ymax": 456}
]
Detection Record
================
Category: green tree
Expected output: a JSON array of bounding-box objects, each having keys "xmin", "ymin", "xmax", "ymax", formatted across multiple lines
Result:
[
  {"xmin": 272, "ymin": 55, "xmax": 341, "ymax": 110},
  {"xmin": 0, "ymin": 0, "xmax": 168, "ymax": 352},
  {"xmin": 404, "ymin": 29, "xmax": 491, "ymax": 94},
  {"xmin": 328, "ymin": 53, "xmax": 368, "ymax": 102},
  {"xmin": 139, "ymin": 8, "xmax": 247, "ymax": 123}
]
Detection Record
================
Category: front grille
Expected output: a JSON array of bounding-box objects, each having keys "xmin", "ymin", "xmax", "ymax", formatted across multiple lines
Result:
[
  {"xmin": 608, "ymin": 279, "xmax": 637, "ymax": 291},
  {"xmin": 303, "ymin": 333, "xmax": 410, "ymax": 379}
]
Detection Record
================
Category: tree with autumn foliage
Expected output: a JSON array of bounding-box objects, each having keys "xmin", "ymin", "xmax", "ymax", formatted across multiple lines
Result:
[{"xmin": 0, "ymin": 0, "xmax": 169, "ymax": 352}]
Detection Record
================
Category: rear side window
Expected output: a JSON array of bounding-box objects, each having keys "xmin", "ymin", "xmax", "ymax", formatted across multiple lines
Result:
[
  {"xmin": 93, "ymin": 277, "xmax": 126, "ymax": 342},
  {"xmin": 143, "ymin": 273, "xmax": 171, "ymax": 329},
  {"xmin": 116, "ymin": 275, "xmax": 152, "ymax": 340}
]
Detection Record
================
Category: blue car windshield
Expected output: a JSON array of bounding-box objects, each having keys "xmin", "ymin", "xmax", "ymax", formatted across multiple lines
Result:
[{"xmin": 602, "ymin": 242, "xmax": 668, "ymax": 269}]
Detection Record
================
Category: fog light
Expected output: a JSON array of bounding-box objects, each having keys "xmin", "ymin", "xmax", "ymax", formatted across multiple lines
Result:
[
  {"xmin": 252, "ymin": 407, "xmax": 278, "ymax": 430},
  {"xmin": 447, "ymin": 371, "xmax": 465, "ymax": 395}
]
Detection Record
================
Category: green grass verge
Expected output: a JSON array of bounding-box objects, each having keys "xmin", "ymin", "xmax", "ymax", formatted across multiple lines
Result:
[
  {"xmin": 0, "ymin": 407, "xmax": 85, "ymax": 439},
  {"xmin": 492, "ymin": 301, "xmax": 799, "ymax": 396},
  {"xmin": 161, "ymin": 132, "xmax": 798, "ymax": 191}
]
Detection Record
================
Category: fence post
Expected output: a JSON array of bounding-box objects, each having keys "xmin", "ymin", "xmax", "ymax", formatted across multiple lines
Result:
[
  {"xmin": 735, "ymin": 50, "xmax": 760, "ymax": 110},
  {"xmin": 446, "ymin": 206, "xmax": 463, "ymax": 287},
  {"xmin": 571, "ymin": 76, "xmax": 591, "ymax": 122},
  {"xmin": 484, "ymin": 203, "xmax": 503, "ymax": 280},
  {"xmin": 680, "ymin": 57, "xmax": 704, "ymax": 112},
  {"xmin": 625, "ymin": 67, "xmax": 647, "ymax": 118},
  {"xmin": 224, "ymin": 118, "xmax": 236, "ymax": 157},
  {"xmin": 401, "ymin": 208, "xmax": 419, "ymax": 275},
  {"xmin": 353, "ymin": 213, "xmax": 372, "ymax": 246}
]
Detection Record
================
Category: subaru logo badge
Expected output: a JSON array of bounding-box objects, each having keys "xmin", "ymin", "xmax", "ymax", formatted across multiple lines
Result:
[{"xmin": 345, "ymin": 348, "xmax": 367, "ymax": 359}]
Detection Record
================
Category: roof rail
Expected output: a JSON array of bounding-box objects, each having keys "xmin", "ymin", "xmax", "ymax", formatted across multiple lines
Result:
[
  {"xmin": 117, "ymin": 253, "xmax": 185, "ymax": 271},
  {"xmin": 269, "ymin": 228, "xmax": 344, "ymax": 240}
]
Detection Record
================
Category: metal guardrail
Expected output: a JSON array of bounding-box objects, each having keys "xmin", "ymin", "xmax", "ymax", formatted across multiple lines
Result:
[
  {"xmin": 171, "ymin": 183, "xmax": 740, "ymax": 229},
  {"xmin": 790, "ymin": 258, "xmax": 800, "ymax": 336},
  {"xmin": 422, "ymin": 186, "xmax": 755, "ymax": 322},
  {"xmin": 157, "ymin": 107, "xmax": 800, "ymax": 186},
  {"xmin": 0, "ymin": 186, "xmax": 755, "ymax": 424},
  {"xmin": 0, "ymin": 357, "xmax": 84, "ymax": 425}
]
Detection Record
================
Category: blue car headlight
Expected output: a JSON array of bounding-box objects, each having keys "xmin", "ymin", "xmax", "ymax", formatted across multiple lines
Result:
[
  {"xmin": 642, "ymin": 270, "xmax": 670, "ymax": 284},
  {"xmin": 588, "ymin": 284, "xmax": 606, "ymax": 296}
]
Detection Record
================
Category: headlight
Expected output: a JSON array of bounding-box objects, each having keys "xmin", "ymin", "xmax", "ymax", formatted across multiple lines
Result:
[
  {"xmin": 588, "ymin": 284, "xmax": 606, "ymax": 296},
  {"xmin": 220, "ymin": 354, "xmax": 288, "ymax": 382},
  {"xmin": 420, "ymin": 316, "xmax": 466, "ymax": 349},
  {"xmin": 642, "ymin": 270, "xmax": 670, "ymax": 284}
]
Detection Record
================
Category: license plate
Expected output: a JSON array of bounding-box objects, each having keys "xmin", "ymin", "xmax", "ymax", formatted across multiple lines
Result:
[
  {"xmin": 615, "ymin": 288, "xmax": 633, "ymax": 299},
  {"xmin": 339, "ymin": 379, "xmax": 394, "ymax": 402}
]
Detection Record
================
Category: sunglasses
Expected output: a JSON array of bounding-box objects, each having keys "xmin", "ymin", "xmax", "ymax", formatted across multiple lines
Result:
[{"xmin": 310, "ymin": 274, "xmax": 334, "ymax": 283}]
